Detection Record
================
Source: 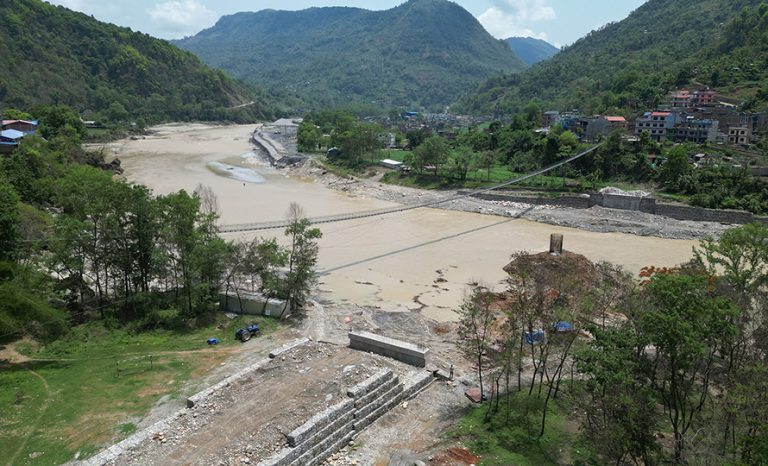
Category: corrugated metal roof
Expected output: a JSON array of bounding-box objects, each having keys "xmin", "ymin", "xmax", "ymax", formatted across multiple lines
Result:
[{"xmin": 1, "ymin": 129, "xmax": 25, "ymax": 139}]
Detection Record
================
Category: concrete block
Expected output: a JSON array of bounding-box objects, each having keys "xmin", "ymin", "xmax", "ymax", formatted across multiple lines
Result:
[
  {"xmin": 346, "ymin": 368, "xmax": 394, "ymax": 399},
  {"xmin": 348, "ymin": 331, "xmax": 429, "ymax": 367}
]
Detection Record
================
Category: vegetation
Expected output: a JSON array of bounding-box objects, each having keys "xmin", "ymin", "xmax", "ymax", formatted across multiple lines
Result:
[
  {"xmin": 175, "ymin": 0, "xmax": 525, "ymax": 111},
  {"xmin": 455, "ymin": 223, "xmax": 768, "ymax": 464},
  {"xmin": 0, "ymin": 315, "xmax": 278, "ymax": 465},
  {"xmin": 504, "ymin": 37, "xmax": 560, "ymax": 66},
  {"xmin": 0, "ymin": 104, "xmax": 322, "ymax": 343},
  {"xmin": 0, "ymin": 104, "xmax": 325, "ymax": 463},
  {"xmin": 0, "ymin": 0, "xmax": 280, "ymax": 125},
  {"xmin": 458, "ymin": 0, "xmax": 768, "ymax": 116}
]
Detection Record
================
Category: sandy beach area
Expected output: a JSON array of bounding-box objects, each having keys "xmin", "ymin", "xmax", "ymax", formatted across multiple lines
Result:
[{"xmin": 104, "ymin": 123, "xmax": 702, "ymax": 321}]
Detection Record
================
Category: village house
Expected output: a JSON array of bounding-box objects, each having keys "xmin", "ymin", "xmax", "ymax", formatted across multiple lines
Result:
[
  {"xmin": 0, "ymin": 129, "xmax": 25, "ymax": 154},
  {"xmin": 0, "ymin": 119, "xmax": 38, "ymax": 154},
  {"xmin": 2, "ymin": 119, "xmax": 39, "ymax": 133},
  {"xmin": 728, "ymin": 126, "xmax": 751, "ymax": 145},
  {"xmin": 667, "ymin": 115, "xmax": 719, "ymax": 144},
  {"xmin": 635, "ymin": 111, "xmax": 674, "ymax": 142},
  {"xmin": 584, "ymin": 115, "xmax": 628, "ymax": 141},
  {"xmin": 669, "ymin": 88, "xmax": 716, "ymax": 108}
]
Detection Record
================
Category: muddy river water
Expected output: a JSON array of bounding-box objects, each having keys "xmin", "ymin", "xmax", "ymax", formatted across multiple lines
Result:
[{"xmin": 110, "ymin": 124, "xmax": 698, "ymax": 322}]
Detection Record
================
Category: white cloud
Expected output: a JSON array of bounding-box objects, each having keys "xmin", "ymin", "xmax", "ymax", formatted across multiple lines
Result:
[
  {"xmin": 478, "ymin": 0, "xmax": 556, "ymax": 39},
  {"xmin": 147, "ymin": 0, "xmax": 217, "ymax": 39}
]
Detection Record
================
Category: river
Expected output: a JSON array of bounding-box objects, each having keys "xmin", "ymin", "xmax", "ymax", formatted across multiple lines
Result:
[{"xmin": 111, "ymin": 123, "xmax": 698, "ymax": 322}]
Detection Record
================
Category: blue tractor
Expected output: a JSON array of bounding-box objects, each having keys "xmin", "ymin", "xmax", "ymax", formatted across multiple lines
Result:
[{"xmin": 235, "ymin": 323, "xmax": 260, "ymax": 342}]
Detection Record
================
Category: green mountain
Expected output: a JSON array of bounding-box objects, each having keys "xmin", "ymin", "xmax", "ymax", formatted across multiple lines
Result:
[
  {"xmin": 0, "ymin": 0, "xmax": 278, "ymax": 123},
  {"xmin": 504, "ymin": 37, "xmax": 559, "ymax": 65},
  {"xmin": 175, "ymin": 0, "xmax": 525, "ymax": 111},
  {"xmin": 458, "ymin": 0, "xmax": 768, "ymax": 116}
]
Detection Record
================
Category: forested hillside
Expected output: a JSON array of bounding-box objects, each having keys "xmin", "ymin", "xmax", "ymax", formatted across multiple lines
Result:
[
  {"xmin": 458, "ymin": 0, "xmax": 767, "ymax": 116},
  {"xmin": 0, "ymin": 0, "xmax": 279, "ymax": 123},
  {"xmin": 504, "ymin": 37, "xmax": 559, "ymax": 65},
  {"xmin": 175, "ymin": 0, "xmax": 525, "ymax": 111}
]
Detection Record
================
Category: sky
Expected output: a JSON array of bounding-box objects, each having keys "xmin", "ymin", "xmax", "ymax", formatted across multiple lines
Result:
[{"xmin": 46, "ymin": 0, "xmax": 648, "ymax": 46}]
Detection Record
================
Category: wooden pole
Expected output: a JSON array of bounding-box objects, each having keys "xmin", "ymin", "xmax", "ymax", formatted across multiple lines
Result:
[{"xmin": 550, "ymin": 234, "xmax": 563, "ymax": 256}]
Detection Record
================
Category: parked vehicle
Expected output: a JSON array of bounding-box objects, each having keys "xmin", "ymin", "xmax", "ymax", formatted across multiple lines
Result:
[{"xmin": 235, "ymin": 323, "xmax": 260, "ymax": 342}]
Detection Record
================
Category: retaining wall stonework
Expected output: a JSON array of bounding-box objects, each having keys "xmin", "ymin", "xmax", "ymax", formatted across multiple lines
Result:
[
  {"xmin": 654, "ymin": 204, "xmax": 755, "ymax": 224},
  {"xmin": 468, "ymin": 191, "xmax": 760, "ymax": 225},
  {"xmin": 257, "ymin": 366, "xmax": 433, "ymax": 466},
  {"xmin": 348, "ymin": 332, "xmax": 430, "ymax": 367},
  {"xmin": 347, "ymin": 368, "xmax": 394, "ymax": 398},
  {"xmin": 287, "ymin": 399, "xmax": 355, "ymax": 447}
]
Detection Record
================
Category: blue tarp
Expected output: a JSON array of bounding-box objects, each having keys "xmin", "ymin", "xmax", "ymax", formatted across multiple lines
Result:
[
  {"xmin": 524, "ymin": 329, "xmax": 546, "ymax": 345},
  {"xmin": 207, "ymin": 338, "xmax": 220, "ymax": 345},
  {"xmin": 552, "ymin": 321, "xmax": 574, "ymax": 332}
]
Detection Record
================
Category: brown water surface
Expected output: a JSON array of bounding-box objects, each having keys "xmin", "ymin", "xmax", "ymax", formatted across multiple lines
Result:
[{"xmin": 114, "ymin": 124, "xmax": 697, "ymax": 321}]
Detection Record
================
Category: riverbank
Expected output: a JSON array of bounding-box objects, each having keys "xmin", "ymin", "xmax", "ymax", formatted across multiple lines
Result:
[
  {"xmin": 108, "ymin": 123, "xmax": 702, "ymax": 322},
  {"xmin": 286, "ymin": 157, "xmax": 731, "ymax": 241}
]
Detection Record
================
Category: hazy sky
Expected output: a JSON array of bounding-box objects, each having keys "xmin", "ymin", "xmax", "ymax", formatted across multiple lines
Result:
[{"xmin": 46, "ymin": 0, "xmax": 647, "ymax": 46}]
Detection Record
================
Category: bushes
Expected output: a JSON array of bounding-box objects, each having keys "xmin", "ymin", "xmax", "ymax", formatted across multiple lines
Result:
[{"xmin": 0, "ymin": 262, "xmax": 68, "ymax": 343}]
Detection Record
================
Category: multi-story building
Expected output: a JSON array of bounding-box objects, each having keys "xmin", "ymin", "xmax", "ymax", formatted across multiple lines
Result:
[
  {"xmin": 635, "ymin": 111, "xmax": 674, "ymax": 141},
  {"xmin": 667, "ymin": 116, "xmax": 719, "ymax": 144},
  {"xmin": 692, "ymin": 89, "xmax": 716, "ymax": 106},
  {"xmin": 669, "ymin": 89, "xmax": 716, "ymax": 108},
  {"xmin": 584, "ymin": 116, "xmax": 628, "ymax": 141},
  {"xmin": 671, "ymin": 91, "xmax": 692, "ymax": 108},
  {"xmin": 729, "ymin": 126, "xmax": 752, "ymax": 145}
]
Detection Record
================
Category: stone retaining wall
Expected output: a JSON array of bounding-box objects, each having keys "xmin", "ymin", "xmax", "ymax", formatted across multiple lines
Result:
[
  {"xmin": 347, "ymin": 368, "xmax": 394, "ymax": 398},
  {"xmin": 654, "ymin": 204, "xmax": 756, "ymax": 224},
  {"xmin": 468, "ymin": 191, "xmax": 761, "ymax": 225},
  {"xmin": 252, "ymin": 131, "xmax": 283, "ymax": 164},
  {"xmin": 258, "ymin": 367, "xmax": 433, "ymax": 466},
  {"xmin": 287, "ymin": 399, "xmax": 355, "ymax": 447},
  {"xmin": 348, "ymin": 332, "xmax": 430, "ymax": 367}
]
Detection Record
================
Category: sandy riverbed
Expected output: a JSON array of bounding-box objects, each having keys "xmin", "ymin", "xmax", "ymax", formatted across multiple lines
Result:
[{"xmin": 107, "ymin": 123, "xmax": 700, "ymax": 322}]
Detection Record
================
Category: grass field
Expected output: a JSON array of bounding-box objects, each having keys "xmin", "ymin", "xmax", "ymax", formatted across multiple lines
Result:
[
  {"xmin": 449, "ymin": 393, "xmax": 593, "ymax": 465},
  {"xmin": 0, "ymin": 315, "xmax": 279, "ymax": 466}
]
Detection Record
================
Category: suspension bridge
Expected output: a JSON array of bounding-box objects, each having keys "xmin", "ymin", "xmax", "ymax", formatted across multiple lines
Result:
[{"xmin": 219, "ymin": 143, "xmax": 602, "ymax": 233}]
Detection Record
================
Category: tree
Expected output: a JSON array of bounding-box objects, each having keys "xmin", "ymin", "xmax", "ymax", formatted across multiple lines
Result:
[
  {"xmin": 282, "ymin": 203, "xmax": 322, "ymax": 316},
  {"xmin": 333, "ymin": 122, "xmax": 381, "ymax": 166},
  {"xmin": 446, "ymin": 147, "xmax": 473, "ymax": 182},
  {"xmin": 576, "ymin": 325, "xmax": 660, "ymax": 465},
  {"xmin": 414, "ymin": 135, "xmax": 448, "ymax": 176},
  {"xmin": 659, "ymin": 145, "xmax": 693, "ymax": 191},
  {"xmin": 0, "ymin": 180, "xmax": 20, "ymax": 261},
  {"xmin": 456, "ymin": 286, "xmax": 496, "ymax": 406},
  {"xmin": 297, "ymin": 122, "xmax": 322, "ymax": 152},
  {"xmin": 694, "ymin": 223, "xmax": 768, "ymax": 299},
  {"xmin": 31, "ymin": 104, "xmax": 86, "ymax": 141},
  {"xmin": 640, "ymin": 271, "xmax": 738, "ymax": 462}
]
